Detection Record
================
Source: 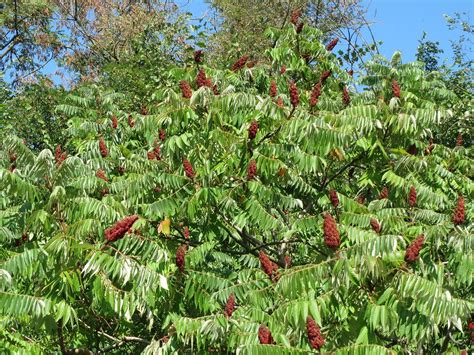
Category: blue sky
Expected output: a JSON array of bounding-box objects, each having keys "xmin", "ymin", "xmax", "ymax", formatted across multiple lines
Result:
[{"xmin": 8, "ymin": 0, "xmax": 473, "ymax": 83}]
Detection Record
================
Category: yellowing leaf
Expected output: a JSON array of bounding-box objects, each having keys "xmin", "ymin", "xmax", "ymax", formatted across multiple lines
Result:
[{"xmin": 158, "ymin": 218, "xmax": 171, "ymax": 235}]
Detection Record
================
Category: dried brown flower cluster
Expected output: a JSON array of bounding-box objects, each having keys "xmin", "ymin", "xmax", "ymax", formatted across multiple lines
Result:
[
  {"xmin": 269, "ymin": 80, "xmax": 277, "ymax": 98},
  {"xmin": 405, "ymin": 234, "xmax": 424, "ymax": 262},
  {"xmin": 96, "ymin": 169, "xmax": 109, "ymax": 183},
  {"xmin": 321, "ymin": 70, "xmax": 331, "ymax": 83},
  {"xmin": 105, "ymin": 215, "xmax": 139, "ymax": 243},
  {"xmin": 194, "ymin": 50, "xmax": 203, "ymax": 63},
  {"xmin": 310, "ymin": 81, "xmax": 322, "ymax": 107},
  {"xmin": 259, "ymin": 251, "xmax": 279, "ymax": 282},
  {"xmin": 290, "ymin": 9, "xmax": 301, "ymax": 25},
  {"xmin": 329, "ymin": 189, "xmax": 339, "ymax": 208},
  {"xmin": 326, "ymin": 38, "xmax": 339, "ymax": 51},
  {"xmin": 342, "ymin": 86, "xmax": 350, "ymax": 106},
  {"xmin": 378, "ymin": 187, "xmax": 389, "ymax": 200},
  {"xmin": 370, "ymin": 218, "xmax": 381, "ymax": 234},
  {"xmin": 289, "ymin": 81, "xmax": 299, "ymax": 108},
  {"xmin": 196, "ymin": 68, "xmax": 212, "ymax": 88},
  {"xmin": 111, "ymin": 115, "xmax": 118, "ymax": 129}
]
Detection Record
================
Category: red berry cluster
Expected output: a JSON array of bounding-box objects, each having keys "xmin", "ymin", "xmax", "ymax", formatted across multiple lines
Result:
[
  {"xmin": 147, "ymin": 151, "xmax": 156, "ymax": 160},
  {"xmin": 290, "ymin": 9, "xmax": 301, "ymax": 25},
  {"xmin": 306, "ymin": 316, "xmax": 325, "ymax": 350},
  {"xmin": 453, "ymin": 195, "xmax": 465, "ymax": 225},
  {"xmin": 269, "ymin": 80, "xmax": 277, "ymax": 98},
  {"xmin": 231, "ymin": 55, "xmax": 249, "ymax": 72},
  {"xmin": 259, "ymin": 251, "xmax": 279, "ymax": 282},
  {"xmin": 176, "ymin": 244, "xmax": 187, "ymax": 272},
  {"xmin": 159, "ymin": 129, "xmax": 166, "ymax": 142},
  {"xmin": 378, "ymin": 187, "xmax": 389, "ymax": 200},
  {"xmin": 96, "ymin": 169, "xmax": 109, "ymax": 183},
  {"xmin": 289, "ymin": 81, "xmax": 299, "ymax": 108},
  {"xmin": 153, "ymin": 141, "xmax": 161, "ymax": 160},
  {"xmin": 105, "ymin": 215, "xmax": 139, "ymax": 242},
  {"xmin": 456, "ymin": 132, "xmax": 463, "ymax": 147},
  {"xmin": 321, "ymin": 70, "xmax": 331, "ymax": 83},
  {"xmin": 326, "ymin": 37, "xmax": 339, "ymax": 51},
  {"xmin": 99, "ymin": 138, "xmax": 108, "ymax": 158},
  {"xmin": 224, "ymin": 293, "xmax": 235, "ymax": 318},
  {"xmin": 392, "ymin": 79, "xmax": 401, "ymax": 98},
  {"xmin": 248, "ymin": 120, "xmax": 259, "ymax": 140},
  {"xmin": 180, "ymin": 80, "xmax": 192, "ymax": 99},
  {"xmin": 370, "ymin": 218, "xmax": 381, "ymax": 234},
  {"xmin": 323, "ymin": 213, "xmax": 340, "ymax": 249},
  {"xmin": 280, "ymin": 65, "xmax": 286, "ymax": 74},
  {"xmin": 408, "ymin": 186, "xmax": 417, "ymax": 207},
  {"xmin": 55, "ymin": 145, "xmax": 67, "ymax": 167},
  {"xmin": 183, "ymin": 226, "xmax": 190, "ymax": 239},
  {"xmin": 342, "ymin": 86, "xmax": 350, "ymax": 106},
  {"xmin": 329, "ymin": 189, "xmax": 339, "ymax": 208},
  {"xmin": 194, "ymin": 50, "xmax": 203, "ymax": 63},
  {"xmin": 310, "ymin": 81, "xmax": 322, "ymax": 107},
  {"xmin": 128, "ymin": 114, "xmax": 135, "ymax": 128},
  {"xmin": 247, "ymin": 159, "xmax": 257, "ymax": 180},
  {"xmin": 196, "ymin": 68, "xmax": 212, "ymax": 88},
  {"xmin": 111, "ymin": 115, "xmax": 118, "ymax": 129},
  {"xmin": 183, "ymin": 158, "xmax": 195, "ymax": 179},
  {"xmin": 405, "ymin": 234, "xmax": 424, "ymax": 262},
  {"xmin": 468, "ymin": 322, "xmax": 474, "ymax": 344},
  {"xmin": 258, "ymin": 324, "xmax": 274, "ymax": 345}
]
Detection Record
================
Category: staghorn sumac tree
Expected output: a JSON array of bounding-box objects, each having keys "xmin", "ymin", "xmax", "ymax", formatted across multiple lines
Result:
[{"xmin": 0, "ymin": 19, "xmax": 472, "ymax": 354}]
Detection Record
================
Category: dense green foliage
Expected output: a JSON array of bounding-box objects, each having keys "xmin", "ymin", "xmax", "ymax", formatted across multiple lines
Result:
[{"xmin": 0, "ymin": 20, "xmax": 473, "ymax": 354}]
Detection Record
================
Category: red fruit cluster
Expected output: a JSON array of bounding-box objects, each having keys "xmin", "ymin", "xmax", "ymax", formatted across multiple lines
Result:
[
  {"xmin": 159, "ymin": 129, "xmax": 166, "ymax": 142},
  {"xmin": 326, "ymin": 37, "xmax": 339, "ymax": 51},
  {"xmin": 183, "ymin": 226, "xmax": 190, "ymax": 239},
  {"xmin": 342, "ymin": 86, "xmax": 350, "ymax": 106},
  {"xmin": 378, "ymin": 187, "xmax": 389, "ymax": 200},
  {"xmin": 194, "ymin": 50, "xmax": 203, "ymax": 63},
  {"xmin": 247, "ymin": 159, "xmax": 257, "ymax": 180},
  {"xmin": 307, "ymin": 316, "xmax": 325, "ymax": 350},
  {"xmin": 128, "ymin": 114, "xmax": 135, "ymax": 128},
  {"xmin": 248, "ymin": 120, "xmax": 259, "ymax": 140},
  {"xmin": 258, "ymin": 325, "xmax": 274, "ymax": 345},
  {"xmin": 176, "ymin": 244, "xmax": 187, "ymax": 272},
  {"xmin": 329, "ymin": 189, "xmax": 339, "ymax": 208},
  {"xmin": 224, "ymin": 293, "xmax": 235, "ymax": 318},
  {"xmin": 392, "ymin": 79, "xmax": 401, "ymax": 98},
  {"xmin": 153, "ymin": 142, "xmax": 161, "ymax": 160},
  {"xmin": 99, "ymin": 138, "xmax": 108, "ymax": 158},
  {"xmin": 290, "ymin": 9, "xmax": 301, "ymax": 25},
  {"xmin": 405, "ymin": 234, "xmax": 424, "ymax": 262},
  {"xmin": 456, "ymin": 132, "xmax": 463, "ymax": 147},
  {"xmin": 231, "ymin": 55, "xmax": 249, "ymax": 72},
  {"xmin": 280, "ymin": 65, "xmax": 286, "ymax": 74},
  {"xmin": 321, "ymin": 70, "xmax": 331, "ymax": 83},
  {"xmin": 370, "ymin": 218, "xmax": 381, "ymax": 234},
  {"xmin": 468, "ymin": 322, "xmax": 474, "ymax": 344},
  {"xmin": 196, "ymin": 68, "xmax": 212, "ymax": 88},
  {"xmin": 96, "ymin": 169, "xmax": 109, "ymax": 183},
  {"xmin": 323, "ymin": 213, "xmax": 340, "ymax": 249},
  {"xmin": 408, "ymin": 186, "xmax": 417, "ymax": 207},
  {"xmin": 289, "ymin": 81, "xmax": 299, "ymax": 108},
  {"xmin": 55, "ymin": 145, "xmax": 67, "ymax": 167},
  {"xmin": 183, "ymin": 158, "xmax": 195, "ymax": 179},
  {"xmin": 259, "ymin": 251, "xmax": 279, "ymax": 282},
  {"xmin": 105, "ymin": 215, "xmax": 139, "ymax": 242},
  {"xmin": 269, "ymin": 80, "xmax": 277, "ymax": 98},
  {"xmin": 147, "ymin": 151, "xmax": 156, "ymax": 160},
  {"xmin": 310, "ymin": 81, "xmax": 322, "ymax": 107},
  {"xmin": 453, "ymin": 195, "xmax": 465, "ymax": 225},
  {"xmin": 180, "ymin": 80, "xmax": 192, "ymax": 99},
  {"xmin": 111, "ymin": 115, "xmax": 118, "ymax": 129}
]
